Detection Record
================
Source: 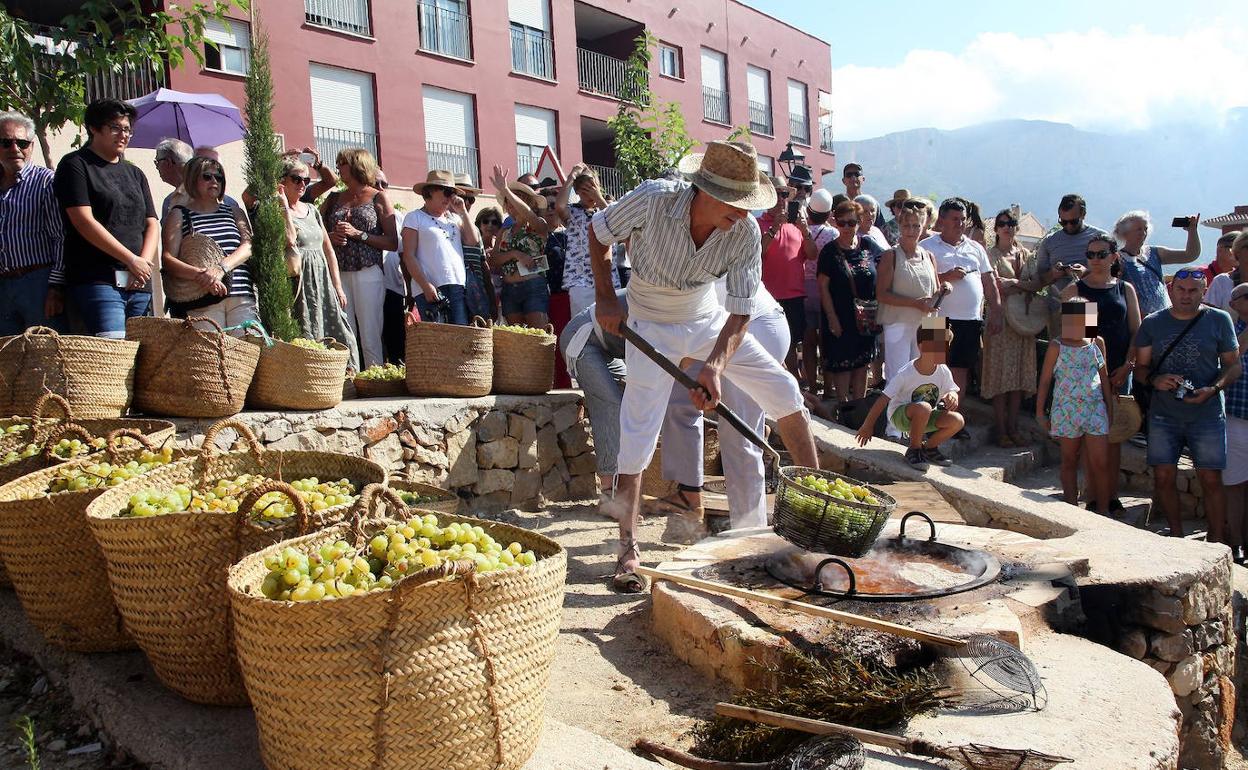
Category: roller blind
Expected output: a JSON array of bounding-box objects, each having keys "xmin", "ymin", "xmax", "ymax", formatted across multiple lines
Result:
[
  {"xmin": 701, "ymin": 48, "xmax": 725, "ymax": 91},
  {"xmin": 514, "ymin": 104, "xmax": 557, "ymax": 150},
  {"xmin": 204, "ymin": 17, "xmax": 249, "ymax": 49},
  {"xmin": 422, "ymin": 86, "xmax": 475, "ymax": 148},
  {"xmin": 787, "ymin": 79, "xmax": 807, "ymax": 119},
  {"xmin": 747, "ymin": 66, "xmax": 769, "ymax": 106},
  {"xmin": 508, "ymin": 0, "xmax": 549, "ymax": 31},
  {"xmin": 308, "ymin": 63, "xmax": 374, "ymax": 133}
]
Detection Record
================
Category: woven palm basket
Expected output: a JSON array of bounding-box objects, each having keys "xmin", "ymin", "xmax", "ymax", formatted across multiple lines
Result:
[
  {"xmin": 246, "ymin": 337, "xmax": 350, "ymax": 411},
  {"xmin": 405, "ymin": 318, "xmax": 492, "ymax": 397},
  {"xmin": 0, "ymin": 326, "xmax": 138, "ymax": 418},
  {"xmin": 352, "ymin": 376, "xmax": 408, "ymax": 399},
  {"xmin": 84, "ymin": 420, "xmax": 386, "ymax": 705},
  {"xmin": 0, "ymin": 429, "xmax": 191, "ymax": 651},
  {"xmin": 164, "ymin": 232, "xmax": 226, "ymax": 304},
  {"xmin": 491, "ymin": 325, "xmax": 556, "ymax": 396},
  {"xmin": 227, "ymin": 487, "xmax": 566, "ymax": 770},
  {"xmin": 126, "ymin": 316, "xmax": 261, "ymax": 417},
  {"xmin": 387, "ymin": 477, "xmax": 460, "ymax": 515}
]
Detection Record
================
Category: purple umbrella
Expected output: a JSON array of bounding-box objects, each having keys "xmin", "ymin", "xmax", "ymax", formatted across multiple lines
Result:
[{"xmin": 126, "ymin": 88, "xmax": 246, "ymax": 149}]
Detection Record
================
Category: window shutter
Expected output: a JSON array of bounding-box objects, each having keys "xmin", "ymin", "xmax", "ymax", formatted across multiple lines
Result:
[
  {"xmin": 514, "ymin": 105, "xmax": 557, "ymax": 151},
  {"xmin": 747, "ymin": 66, "xmax": 769, "ymax": 106},
  {"xmin": 508, "ymin": 0, "xmax": 549, "ymax": 30},
  {"xmin": 309, "ymin": 63, "xmax": 375, "ymax": 134},
  {"xmin": 204, "ymin": 17, "xmax": 249, "ymax": 49},
  {"xmin": 422, "ymin": 86, "xmax": 475, "ymax": 148},
  {"xmin": 787, "ymin": 79, "xmax": 807, "ymax": 120},
  {"xmin": 757, "ymin": 155, "xmax": 774, "ymax": 175},
  {"xmin": 701, "ymin": 48, "xmax": 725, "ymax": 90}
]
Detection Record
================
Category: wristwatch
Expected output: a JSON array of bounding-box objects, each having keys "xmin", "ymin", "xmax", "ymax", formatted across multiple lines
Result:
[{"xmin": 1214, "ymin": 383, "xmax": 1224, "ymax": 393}]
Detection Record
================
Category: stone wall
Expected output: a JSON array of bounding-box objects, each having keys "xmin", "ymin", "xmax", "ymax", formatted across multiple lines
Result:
[{"xmin": 169, "ymin": 393, "xmax": 597, "ymax": 511}]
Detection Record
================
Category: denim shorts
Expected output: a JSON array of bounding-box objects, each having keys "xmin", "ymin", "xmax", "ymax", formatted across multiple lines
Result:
[
  {"xmin": 1147, "ymin": 411, "xmax": 1226, "ymax": 470},
  {"xmin": 500, "ymin": 277, "xmax": 550, "ymax": 317},
  {"xmin": 68, "ymin": 283, "xmax": 151, "ymax": 338}
]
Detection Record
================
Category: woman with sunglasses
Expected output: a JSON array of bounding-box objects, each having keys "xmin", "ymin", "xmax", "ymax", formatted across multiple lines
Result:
[
  {"xmin": 160, "ymin": 156, "xmax": 257, "ymax": 332},
  {"xmin": 53, "ymin": 98, "xmax": 159, "ymax": 337},
  {"xmin": 876, "ymin": 200, "xmax": 943, "ymax": 389},
  {"xmin": 1114, "ymin": 210, "xmax": 1201, "ymax": 317},
  {"xmin": 488, "ymin": 166, "xmax": 551, "ymax": 328},
  {"xmin": 1060, "ymin": 233, "xmax": 1140, "ymax": 514},
  {"xmin": 818, "ymin": 200, "xmax": 884, "ymax": 401},
  {"xmin": 277, "ymin": 157, "xmax": 357, "ymax": 366}
]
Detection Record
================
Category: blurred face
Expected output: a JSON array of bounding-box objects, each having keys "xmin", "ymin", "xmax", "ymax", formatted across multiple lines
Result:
[
  {"xmin": 1119, "ymin": 218, "xmax": 1148, "ymax": 247},
  {"xmin": 1231, "ymin": 292, "xmax": 1248, "ymax": 317},
  {"xmin": 90, "ymin": 114, "xmax": 131, "ymax": 156},
  {"xmin": 1169, "ymin": 273, "xmax": 1207, "ymax": 312},
  {"xmin": 917, "ymin": 332, "xmax": 947, "ymax": 362},
  {"xmin": 938, "ymin": 209, "xmax": 966, "ymax": 241},
  {"xmin": 423, "ymin": 186, "xmax": 453, "ymax": 215},
  {"xmin": 1061, "ymin": 304, "xmax": 1096, "ymax": 339},
  {"xmin": 0, "ymin": 121, "xmax": 33, "ymax": 174},
  {"xmin": 195, "ymin": 147, "xmax": 219, "ymax": 161},
  {"xmin": 1234, "ymin": 245, "xmax": 1248, "ymax": 270},
  {"xmin": 857, "ymin": 204, "xmax": 876, "ymax": 231},
  {"xmin": 1058, "ymin": 206, "xmax": 1083, "ymax": 233},
  {"xmin": 574, "ymin": 179, "xmax": 600, "ymax": 205}
]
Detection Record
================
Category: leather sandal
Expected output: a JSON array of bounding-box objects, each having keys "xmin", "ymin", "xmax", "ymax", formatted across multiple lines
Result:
[{"xmin": 611, "ymin": 539, "xmax": 648, "ymax": 594}]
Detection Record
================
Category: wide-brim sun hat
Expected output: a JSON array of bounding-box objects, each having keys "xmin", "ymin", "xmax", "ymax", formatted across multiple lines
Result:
[
  {"xmin": 453, "ymin": 172, "xmax": 482, "ymax": 196},
  {"xmin": 677, "ymin": 140, "xmax": 777, "ymax": 210},
  {"xmin": 508, "ymin": 181, "xmax": 547, "ymax": 212},
  {"xmin": 886, "ymin": 188, "xmax": 913, "ymax": 206},
  {"xmin": 417, "ymin": 169, "xmax": 457, "ymax": 196}
]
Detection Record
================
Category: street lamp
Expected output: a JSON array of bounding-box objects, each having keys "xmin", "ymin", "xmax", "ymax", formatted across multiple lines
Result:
[{"xmin": 777, "ymin": 142, "xmax": 805, "ymax": 176}]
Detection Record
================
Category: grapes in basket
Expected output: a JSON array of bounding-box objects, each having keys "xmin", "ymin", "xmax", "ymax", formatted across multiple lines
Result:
[
  {"xmin": 259, "ymin": 513, "xmax": 538, "ymax": 602},
  {"xmin": 494, "ymin": 324, "xmax": 553, "ymax": 337},
  {"xmin": 356, "ymin": 363, "xmax": 405, "ymax": 381},
  {"xmin": 288, "ymin": 338, "xmax": 328, "ymax": 351},
  {"xmin": 27, "ymin": 446, "xmax": 178, "ymax": 496},
  {"xmin": 397, "ymin": 490, "xmax": 448, "ymax": 506},
  {"xmin": 2, "ymin": 443, "xmax": 38, "ymax": 466},
  {"xmin": 6, "ymin": 434, "xmax": 150, "ymax": 471},
  {"xmin": 794, "ymin": 474, "xmax": 880, "ymax": 505},
  {"xmin": 3, "ymin": 423, "xmax": 30, "ymax": 436},
  {"xmin": 119, "ymin": 474, "xmax": 358, "ymax": 519}
]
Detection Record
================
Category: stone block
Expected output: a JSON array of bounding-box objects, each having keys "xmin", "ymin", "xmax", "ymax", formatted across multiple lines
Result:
[
  {"xmin": 1149, "ymin": 630, "xmax": 1194, "ymax": 663},
  {"xmin": 542, "ymin": 467, "xmax": 568, "ymax": 501},
  {"xmin": 406, "ymin": 465, "xmax": 449, "ymax": 487},
  {"xmin": 478, "ymin": 437, "xmax": 520, "ymax": 469},
  {"xmin": 567, "ymin": 452, "xmax": 598, "ymax": 477},
  {"xmin": 474, "ymin": 490, "xmax": 514, "ymax": 512},
  {"xmin": 523, "ymin": 404, "xmax": 554, "ymax": 427},
  {"xmin": 567, "ymin": 474, "xmax": 598, "ymax": 500},
  {"xmin": 511, "ymin": 468, "xmax": 542, "ymax": 506},
  {"xmin": 325, "ymin": 430, "xmax": 365, "ymax": 456},
  {"xmin": 477, "ymin": 411, "xmax": 509, "ymax": 443},
  {"xmin": 1168, "ymin": 654, "xmax": 1203, "ymax": 698},
  {"xmin": 558, "ymin": 424, "xmax": 593, "ymax": 457},
  {"xmin": 1193, "ymin": 620, "xmax": 1224, "ymax": 652},
  {"xmin": 508, "ymin": 413, "xmax": 534, "ymax": 440},
  {"xmin": 267, "ymin": 429, "xmax": 328, "ymax": 452},
  {"xmin": 1148, "ymin": 658, "xmax": 1174, "ymax": 676},
  {"xmin": 512, "ymin": 415, "xmax": 539, "ymax": 470},
  {"xmin": 552, "ymin": 403, "xmax": 581, "ymax": 434},
  {"xmin": 1131, "ymin": 593, "xmax": 1187, "ymax": 634},
  {"xmin": 360, "ymin": 416, "xmax": 398, "ymax": 444},
  {"xmin": 261, "ymin": 419, "xmax": 292, "ymax": 443},
  {"xmin": 411, "ymin": 444, "xmax": 449, "ymax": 469},
  {"xmin": 364, "ymin": 433, "xmax": 403, "ymax": 471},
  {"xmin": 404, "ymin": 420, "xmax": 443, "ymax": 448},
  {"xmin": 445, "ymin": 428, "xmax": 479, "ymax": 488},
  {"xmin": 553, "ymin": 455, "xmax": 571, "ymax": 484},
  {"xmin": 474, "ymin": 468, "xmax": 515, "ymax": 496},
  {"xmin": 537, "ymin": 425, "xmax": 560, "ymax": 472},
  {"xmin": 1183, "ymin": 583, "xmax": 1210, "ymax": 625},
  {"xmin": 444, "ymin": 409, "xmax": 480, "ymax": 435},
  {"xmin": 1117, "ymin": 628, "xmax": 1147, "ymax": 659}
]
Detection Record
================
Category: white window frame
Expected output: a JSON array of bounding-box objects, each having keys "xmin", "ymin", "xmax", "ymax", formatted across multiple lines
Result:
[
  {"xmin": 203, "ymin": 17, "xmax": 250, "ymax": 76},
  {"xmin": 659, "ymin": 43, "xmax": 682, "ymax": 79},
  {"xmin": 756, "ymin": 155, "xmax": 774, "ymax": 175}
]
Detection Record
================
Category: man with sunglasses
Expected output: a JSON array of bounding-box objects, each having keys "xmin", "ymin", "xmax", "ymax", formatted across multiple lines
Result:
[
  {"xmin": 1135, "ymin": 269, "xmax": 1240, "ymax": 543},
  {"xmin": 1035, "ymin": 195, "xmax": 1109, "ymax": 285},
  {"xmin": 0, "ymin": 111, "xmax": 64, "ymax": 335},
  {"xmin": 841, "ymin": 163, "xmax": 885, "ymax": 230}
]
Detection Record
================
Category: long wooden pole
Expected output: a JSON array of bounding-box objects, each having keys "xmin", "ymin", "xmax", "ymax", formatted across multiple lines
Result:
[{"xmin": 714, "ymin": 703, "xmax": 914, "ymax": 753}]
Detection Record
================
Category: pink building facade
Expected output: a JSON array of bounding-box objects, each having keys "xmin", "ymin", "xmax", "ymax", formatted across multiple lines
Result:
[{"xmin": 168, "ymin": 0, "xmax": 833, "ymax": 194}]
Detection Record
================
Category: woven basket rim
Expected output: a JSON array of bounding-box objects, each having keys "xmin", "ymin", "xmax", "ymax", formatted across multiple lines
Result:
[
  {"xmin": 0, "ymin": 449, "xmax": 196, "ymax": 504},
  {"xmin": 778, "ymin": 466, "xmax": 897, "ymax": 511}
]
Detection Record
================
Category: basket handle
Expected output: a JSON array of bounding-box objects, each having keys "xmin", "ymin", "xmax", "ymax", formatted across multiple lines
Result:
[
  {"xmin": 542, "ymin": 323, "xmax": 555, "ymax": 335},
  {"xmin": 22, "ymin": 326, "xmax": 61, "ymax": 339},
  {"xmin": 40, "ymin": 422, "xmax": 95, "ymax": 461},
  {"xmin": 235, "ymin": 479, "xmax": 310, "ymax": 540},
  {"xmin": 471, "ymin": 316, "xmax": 492, "ymax": 329},
  {"xmin": 31, "ymin": 392, "xmax": 72, "ymax": 421},
  {"xmin": 392, "ymin": 557, "xmax": 477, "ymax": 601},
  {"xmin": 183, "ymin": 316, "xmax": 236, "ymax": 406},
  {"xmin": 103, "ymin": 428, "xmax": 154, "ymax": 463},
  {"xmin": 201, "ymin": 419, "xmax": 264, "ymax": 459},
  {"xmin": 346, "ymin": 483, "xmax": 409, "ymax": 546}
]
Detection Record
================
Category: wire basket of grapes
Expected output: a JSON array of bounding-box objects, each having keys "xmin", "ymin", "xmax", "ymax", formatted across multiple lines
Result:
[
  {"xmin": 226, "ymin": 484, "xmax": 566, "ymax": 770},
  {"xmin": 352, "ymin": 362, "xmax": 408, "ymax": 398},
  {"xmin": 772, "ymin": 467, "xmax": 897, "ymax": 558},
  {"xmin": 388, "ymin": 478, "xmax": 460, "ymax": 515}
]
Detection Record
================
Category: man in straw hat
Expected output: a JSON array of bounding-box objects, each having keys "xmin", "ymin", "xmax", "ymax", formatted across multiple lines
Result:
[{"xmin": 588, "ymin": 139, "xmax": 818, "ymax": 592}]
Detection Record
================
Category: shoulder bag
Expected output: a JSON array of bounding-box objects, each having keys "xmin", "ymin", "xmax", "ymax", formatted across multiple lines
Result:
[
  {"xmin": 844, "ymin": 249, "xmax": 881, "ymax": 335},
  {"xmin": 1134, "ymin": 309, "xmax": 1206, "ymax": 416}
]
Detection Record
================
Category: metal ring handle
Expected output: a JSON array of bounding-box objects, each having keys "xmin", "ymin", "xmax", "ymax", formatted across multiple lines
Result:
[
  {"xmin": 811, "ymin": 557, "xmax": 856, "ymax": 596},
  {"xmin": 898, "ymin": 511, "xmax": 937, "ymax": 542}
]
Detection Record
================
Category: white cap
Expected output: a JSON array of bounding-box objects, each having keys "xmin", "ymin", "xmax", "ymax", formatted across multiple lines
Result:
[{"xmin": 808, "ymin": 188, "xmax": 834, "ymax": 214}]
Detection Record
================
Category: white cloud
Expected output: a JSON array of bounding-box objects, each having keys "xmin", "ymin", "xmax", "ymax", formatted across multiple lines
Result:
[{"xmin": 831, "ymin": 23, "xmax": 1248, "ymax": 140}]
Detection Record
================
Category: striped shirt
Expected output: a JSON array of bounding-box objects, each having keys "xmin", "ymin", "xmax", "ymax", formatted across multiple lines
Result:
[
  {"xmin": 177, "ymin": 203, "xmax": 252, "ymax": 297},
  {"xmin": 0, "ymin": 165, "xmax": 65, "ymax": 283},
  {"xmin": 590, "ymin": 179, "xmax": 761, "ymax": 316}
]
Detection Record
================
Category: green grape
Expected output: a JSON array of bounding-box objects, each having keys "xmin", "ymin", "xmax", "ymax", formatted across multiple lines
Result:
[
  {"xmin": 118, "ymin": 475, "xmax": 358, "ymax": 519},
  {"xmin": 289, "ymin": 338, "xmax": 328, "ymax": 351},
  {"xmin": 356, "ymin": 363, "xmax": 406, "ymax": 381},
  {"xmin": 493, "ymin": 324, "xmax": 554, "ymax": 338}
]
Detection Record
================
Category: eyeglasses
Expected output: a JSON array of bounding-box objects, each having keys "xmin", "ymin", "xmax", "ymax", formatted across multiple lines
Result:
[
  {"xmin": 286, "ymin": 175, "xmax": 312, "ymax": 185},
  {"xmin": 996, "ymin": 219, "xmax": 1018, "ymax": 228},
  {"xmin": 0, "ymin": 138, "xmax": 33, "ymax": 150},
  {"xmin": 479, "ymin": 218, "xmax": 501, "ymax": 227},
  {"xmin": 377, "ymin": 180, "xmax": 389, "ymax": 189},
  {"xmin": 834, "ymin": 218, "xmax": 859, "ymax": 227},
  {"xmin": 104, "ymin": 123, "xmax": 133, "ymax": 136},
  {"xmin": 201, "ymin": 172, "xmax": 224, "ymax": 183},
  {"xmin": 1059, "ymin": 217, "xmax": 1081, "ymax": 227},
  {"xmin": 901, "ymin": 200, "xmax": 926, "ymax": 210},
  {"xmin": 1173, "ymin": 269, "xmax": 1208, "ymax": 282},
  {"xmin": 776, "ymin": 190, "xmax": 790, "ymax": 199},
  {"xmin": 1085, "ymin": 249, "xmax": 1113, "ymax": 260}
]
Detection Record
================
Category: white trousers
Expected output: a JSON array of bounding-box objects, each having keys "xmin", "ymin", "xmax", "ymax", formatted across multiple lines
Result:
[
  {"xmin": 619, "ymin": 309, "xmax": 805, "ymax": 477},
  {"xmin": 341, "ymin": 265, "xmax": 386, "ymax": 369},
  {"xmin": 194, "ymin": 294, "xmax": 259, "ymax": 336},
  {"xmin": 882, "ymin": 320, "xmax": 920, "ymax": 383},
  {"xmin": 661, "ymin": 309, "xmax": 791, "ymax": 528}
]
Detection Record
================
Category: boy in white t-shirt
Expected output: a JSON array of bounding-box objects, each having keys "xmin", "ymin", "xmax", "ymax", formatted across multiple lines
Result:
[{"xmin": 856, "ymin": 321, "xmax": 964, "ymax": 470}]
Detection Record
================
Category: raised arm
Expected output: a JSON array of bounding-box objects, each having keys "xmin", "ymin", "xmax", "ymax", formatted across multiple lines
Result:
[
  {"xmin": 1156, "ymin": 214, "xmax": 1201, "ymax": 264},
  {"xmin": 490, "ymin": 165, "xmax": 548, "ymax": 236}
]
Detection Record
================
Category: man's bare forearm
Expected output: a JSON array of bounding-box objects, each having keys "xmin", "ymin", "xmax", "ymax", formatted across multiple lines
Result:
[
  {"xmin": 705, "ymin": 313, "xmax": 750, "ymax": 370},
  {"xmin": 588, "ymin": 222, "xmax": 617, "ymax": 300}
]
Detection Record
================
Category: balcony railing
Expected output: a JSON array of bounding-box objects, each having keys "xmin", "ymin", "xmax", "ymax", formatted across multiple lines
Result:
[
  {"xmin": 305, "ymin": 0, "xmax": 371, "ymax": 36},
  {"xmin": 587, "ymin": 164, "xmax": 626, "ymax": 200},
  {"xmin": 577, "ymin": 48, "xmax": 635, "ymax": 101},
  {"xmin": 314, "ymin": 126, "xmax": 379, "ymax": 165},
  {"xmin": 702, "ymin": 86, "xmax": 729, "ymax": 124},
  {"xmin": 418, "ymin": 2, "xmax": 471, "ymax": 59},
  {"xmin": 819, "ymin": 123, "xmax": 833, "ymax": 153},
  {"xmin": 34, "ymin": 48, "xmax": 164, "ymax": 103},
  {"xmin": 789, "ymin": 113, "xmax": 809, "ymax": 145},
  {"xmin": 516, "ymin": 149, "xmax": 544, "ymax": 177},
  {"xmin": 747, "ymin": 100, "xmax": 772, "ymax": 135},
  {"xmin": 426, "ymin": 142, "xmax": 479, "ymax": 184},
  {"xmin": 511, "ymin": 23, "xmax": 554, "ymax": 80}
]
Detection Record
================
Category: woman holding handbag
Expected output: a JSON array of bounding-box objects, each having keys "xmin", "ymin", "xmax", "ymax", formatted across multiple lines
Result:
[
  {"xmin": 818, "ymin": 199, "xmax": 884, "ymax": 401},
  {"xmin": 278, "ymin": 157, "xmax": 357, "ymax": 368}
]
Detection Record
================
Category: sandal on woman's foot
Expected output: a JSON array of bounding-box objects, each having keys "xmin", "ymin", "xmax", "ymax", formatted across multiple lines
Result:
[{"xmin": 611, "ymin": 540, "xmax": 649, "ymax": 594}]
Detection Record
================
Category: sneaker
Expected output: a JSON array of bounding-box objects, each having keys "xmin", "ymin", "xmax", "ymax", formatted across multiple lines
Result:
[
  {"xmin": 953, "ymin": 428, "xmax": 972, "ymax": 441},
  {"xmin": 923, "ymin": 445, "xmax": 953, "ymax": 467},
  {"xmin": 904, "ymin": 447, "xmax": 929, "ymax": 470}
]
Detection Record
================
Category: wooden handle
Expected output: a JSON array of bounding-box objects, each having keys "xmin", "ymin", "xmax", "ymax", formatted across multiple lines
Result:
[
  {"xmin": 633, "ymin": 739, "xmax": 766, "ymax": 770},
  {"xmin": 713, "ymin": 703, "xmax": 912, "ymax": 753},
  {"xmin": 635, "ymin": 566, "xmax": 962, "ymax": 647}
]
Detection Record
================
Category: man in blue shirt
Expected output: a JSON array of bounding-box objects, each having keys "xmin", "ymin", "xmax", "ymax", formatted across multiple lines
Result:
[
  {"xmin": 1135, "ymin": 269, "xmax": 1241, "ymax": 543},
  {"xmin": 0, "ymin": 111, "xmax": 64, "ymax": 335}
]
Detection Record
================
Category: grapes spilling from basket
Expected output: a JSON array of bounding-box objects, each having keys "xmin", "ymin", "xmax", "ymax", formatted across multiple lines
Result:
[
  {"xmin": 356, "ymin": 363, "xmax": 405, "ymax": 381},
  {"xmin": 397, "ymin": 490, "xmax": 447, "ymax": 507},
  {"xmin": 493, "ymin": 324, "xmax": 553, "ymax": 337},
  {"xmin": 119, "ymin": 474, "xmax": 358, "ymax": 519},
  {"xmin": 259, "ymin": 513, "xmax": 538, "ymax": 602},
  {"xmin": 33, "ymin": 446, "xmax": 178, "ymax": 496},
  {"xmin": 288, "ymin": 338, "xmax": 329, "ymax": 351}
]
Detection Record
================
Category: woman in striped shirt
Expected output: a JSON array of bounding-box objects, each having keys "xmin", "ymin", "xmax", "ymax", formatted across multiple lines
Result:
[{"xmin": 161, "ymin": 156, "xmax": 256, "ymax": 332}]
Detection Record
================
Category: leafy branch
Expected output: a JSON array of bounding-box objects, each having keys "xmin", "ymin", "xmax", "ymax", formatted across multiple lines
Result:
[{"xmin": 608, "ymin": 31, "xmax": 697, "ymax": 190}]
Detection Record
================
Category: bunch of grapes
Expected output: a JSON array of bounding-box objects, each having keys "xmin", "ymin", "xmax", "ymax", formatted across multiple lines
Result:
[
  {"xmin": 3, "ymin": 423, "xmax": 29, "ymax": 436},
  {"xmin": 793, "ymin": 474, "xmax": 879, "ymax": 505},
  {"xmin": 289, "ymin": 338, "xmax": 328, "ymax": 351},
  {"xmin": 119, "ymin": 475, "xmax": 358, "ymax": 519},
  {"xmin": 1, "ymin": 443, "xmax": 38, "ymax": 466},
  {"xmin": 397, "ymin": 490, "xmax": 448, "ymax": 507},
  {"xmin": 356, "ymin": 363, "xmax": 405, "ymax": 381},
  {"xmin": 2, "ymin": 434, "xmax": 129, "ymax": 468},
  {"xmin": 40, "ymin": 446, "xmax": 178, "ymax": 496},
  {"xmin": 494, "ymin": 324, "xmax": 553, "ymax": 338},
  {"xmin": 258, "ymin": 512, "xmax": 538, "ymax": 602}
]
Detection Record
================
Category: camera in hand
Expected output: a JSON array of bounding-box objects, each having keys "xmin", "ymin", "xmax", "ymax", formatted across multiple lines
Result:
[{"xmin": 1173, "ymin": 379, "xmax": 1196, "ymax": 400}]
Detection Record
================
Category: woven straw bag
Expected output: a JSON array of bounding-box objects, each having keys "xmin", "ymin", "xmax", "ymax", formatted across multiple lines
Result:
[
  {"xmin": 127, "ymin": 316, "xmax": 261, "ymax": 417},
  {"xmin": 1108, "ymin": 395, "xmax": 1142, "ymax": 444},
  {"xmin": 164, "ymin": 231, "xmax": 227, "ymax": 304},
  {"xmin": 491, "ymin": 324, "xmax": 556, "ymax": 395},
  {"xmin": 388, "ymin": 477, "xmax": 460, "ymax": 515},
  {"xmin": 405, "ymin": 317, "xmax": 492, "ymax": 397},
  {"xmin": 84, "ymin": 420, "xmax": 386, "ymax": 705},
  {"xmin": 0, "ymin": 429, "xmax": 190, "ymax": 651},
  {"xmin": 0, "ymin": 326, "xmax": 138, "ymax": 418},
  {"xmin": 246, "ymin": 337, "xmax": 350, "ymax": 411},
  {"xmin": 353, "ymin": 376, "xmax": 408, "ymax": 399},
  {"xmin": 227, "ymin": 486, "xmax": 566, "ymax": 770}
]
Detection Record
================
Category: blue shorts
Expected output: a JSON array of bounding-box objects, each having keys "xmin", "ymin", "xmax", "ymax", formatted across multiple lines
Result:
[
  {"xmin": 1147, "ymin": 412, "xmax": 1226, "ymax": 470},
  {"xmin": 500, "ymin": 277, "xmax": 550, "ymax": 317}
]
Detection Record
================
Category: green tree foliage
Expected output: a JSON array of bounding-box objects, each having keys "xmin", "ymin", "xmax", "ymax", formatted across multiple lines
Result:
[
  {"xmin": 608, "ymin": 32, "xmax": 697, "ymax": 190},
  {"xmin": 0, "ymin": 1, "xmax": 247, "ymax": 166},
  {"xmin": 243, "ymin": 23, "xmax": 298, "ymax": 342}
]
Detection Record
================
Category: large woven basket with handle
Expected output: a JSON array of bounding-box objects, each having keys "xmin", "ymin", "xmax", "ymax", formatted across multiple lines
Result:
[
  {"xmin": 127, "ymin": 316, "xmax": 261, "ymax": 417},
  {"xmin": 163, "ymin": 231, "xmax": 226, "ymax": 304},
  {"xmin": 227, "ymin": 486, "xmax": 566, "ymax": 770},
  {"xmin": 84, "ymin": 420, "xmax": 386, "ymax": 705},
  {"xmin": 246, "ymin": 337, "xmax": 350, "ymax": 411},
  {"xmin": 0, "ymin": 326, "xmax": 138, "ymax": 418},
  {"xmin": 0, "ymin": 429, "xmax": 190, "ymax": 651},
  {"xmin": 405, "ymin": 317, "xmax": 492, "ymax": 397},
  {"xmin": 491, "ymin": 324, "xmax": 556, "ymax": 396},
  {"xmin": 387, "ymin": 477, "xmax": 460, "ymax": 515}
]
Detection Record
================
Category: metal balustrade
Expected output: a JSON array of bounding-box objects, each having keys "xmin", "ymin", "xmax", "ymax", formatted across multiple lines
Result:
[
  {"xmin": 510, "ymin": 24, "xmax": 554, "ymax": 80},
  {"xmin": 790, "ymin": 113, "xmax": 809, "ymax": 144},
  {"xmin": 305, "ymin": 0, "xmax": 371, "ymax": 36},
  {"xmin": 418, "ymin": 2, "xmax": 471, "ymax": 59},
  {"xmin": 820, "ymin": 123, "xmax": 834, "ymax": 153},
  {"xmin": 703, "ymin": 86, "xmax": 729, "ymax": 124},
  {"xmin": 313, "ymin": 126, "xmax": 379, "ymax": 165},
  {"xmin": 426, "ymin": 142, "xmax": 479, "ymax": 182},
  {"xmin": 587, "ymin": 164, "xmax": 626, "ymax": 200},
  {"xmin": 748, "ymin": 100, "xmax": 772, "ymax": 135},
  {"xmin": 577, "ymin": 48, "xmax": 636, "ymax": 100}
]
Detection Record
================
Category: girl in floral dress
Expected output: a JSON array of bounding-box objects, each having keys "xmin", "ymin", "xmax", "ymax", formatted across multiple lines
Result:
[{"xmin": 1036, "ymin": 298, "xmax": 1115, "ymax": 515}]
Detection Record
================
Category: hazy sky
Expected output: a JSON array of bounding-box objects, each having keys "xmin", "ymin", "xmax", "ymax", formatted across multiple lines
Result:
[{"xmin": 746, "ymin": 0, "xmax": 1248, "ymax": 140}]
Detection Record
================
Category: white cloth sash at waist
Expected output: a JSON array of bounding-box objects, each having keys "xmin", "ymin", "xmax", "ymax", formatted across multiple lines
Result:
[{"xmin": 625, "ymin": 276, "xmax": 719, "ymax": 323}]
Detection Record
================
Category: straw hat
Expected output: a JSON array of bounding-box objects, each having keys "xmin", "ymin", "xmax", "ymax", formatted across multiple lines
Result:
[
  {"xmin": 677, "ymin": 140, "xmax": 777, "ymax": 210},
  {"xmin": 886, "ymin": 188, "xmax": 912, "ymax": 207},
  {"xmin": 1108, "ymin": 395, "xmax": 1142, "ymax": 444},
  {"xmin": 1004, "ymin": 292, "xmax": 1048, "ymax": 336},
  {"xmin": 453, "ymin": 172, "xmax": 482, "ymax": 196},
  {"xmin": 508, "ymin": 181, "xmax": 547, "ymax": 212},
  {"xmin": 417, "ymin": 170, "xmax": 457, "ymax": 196}
]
